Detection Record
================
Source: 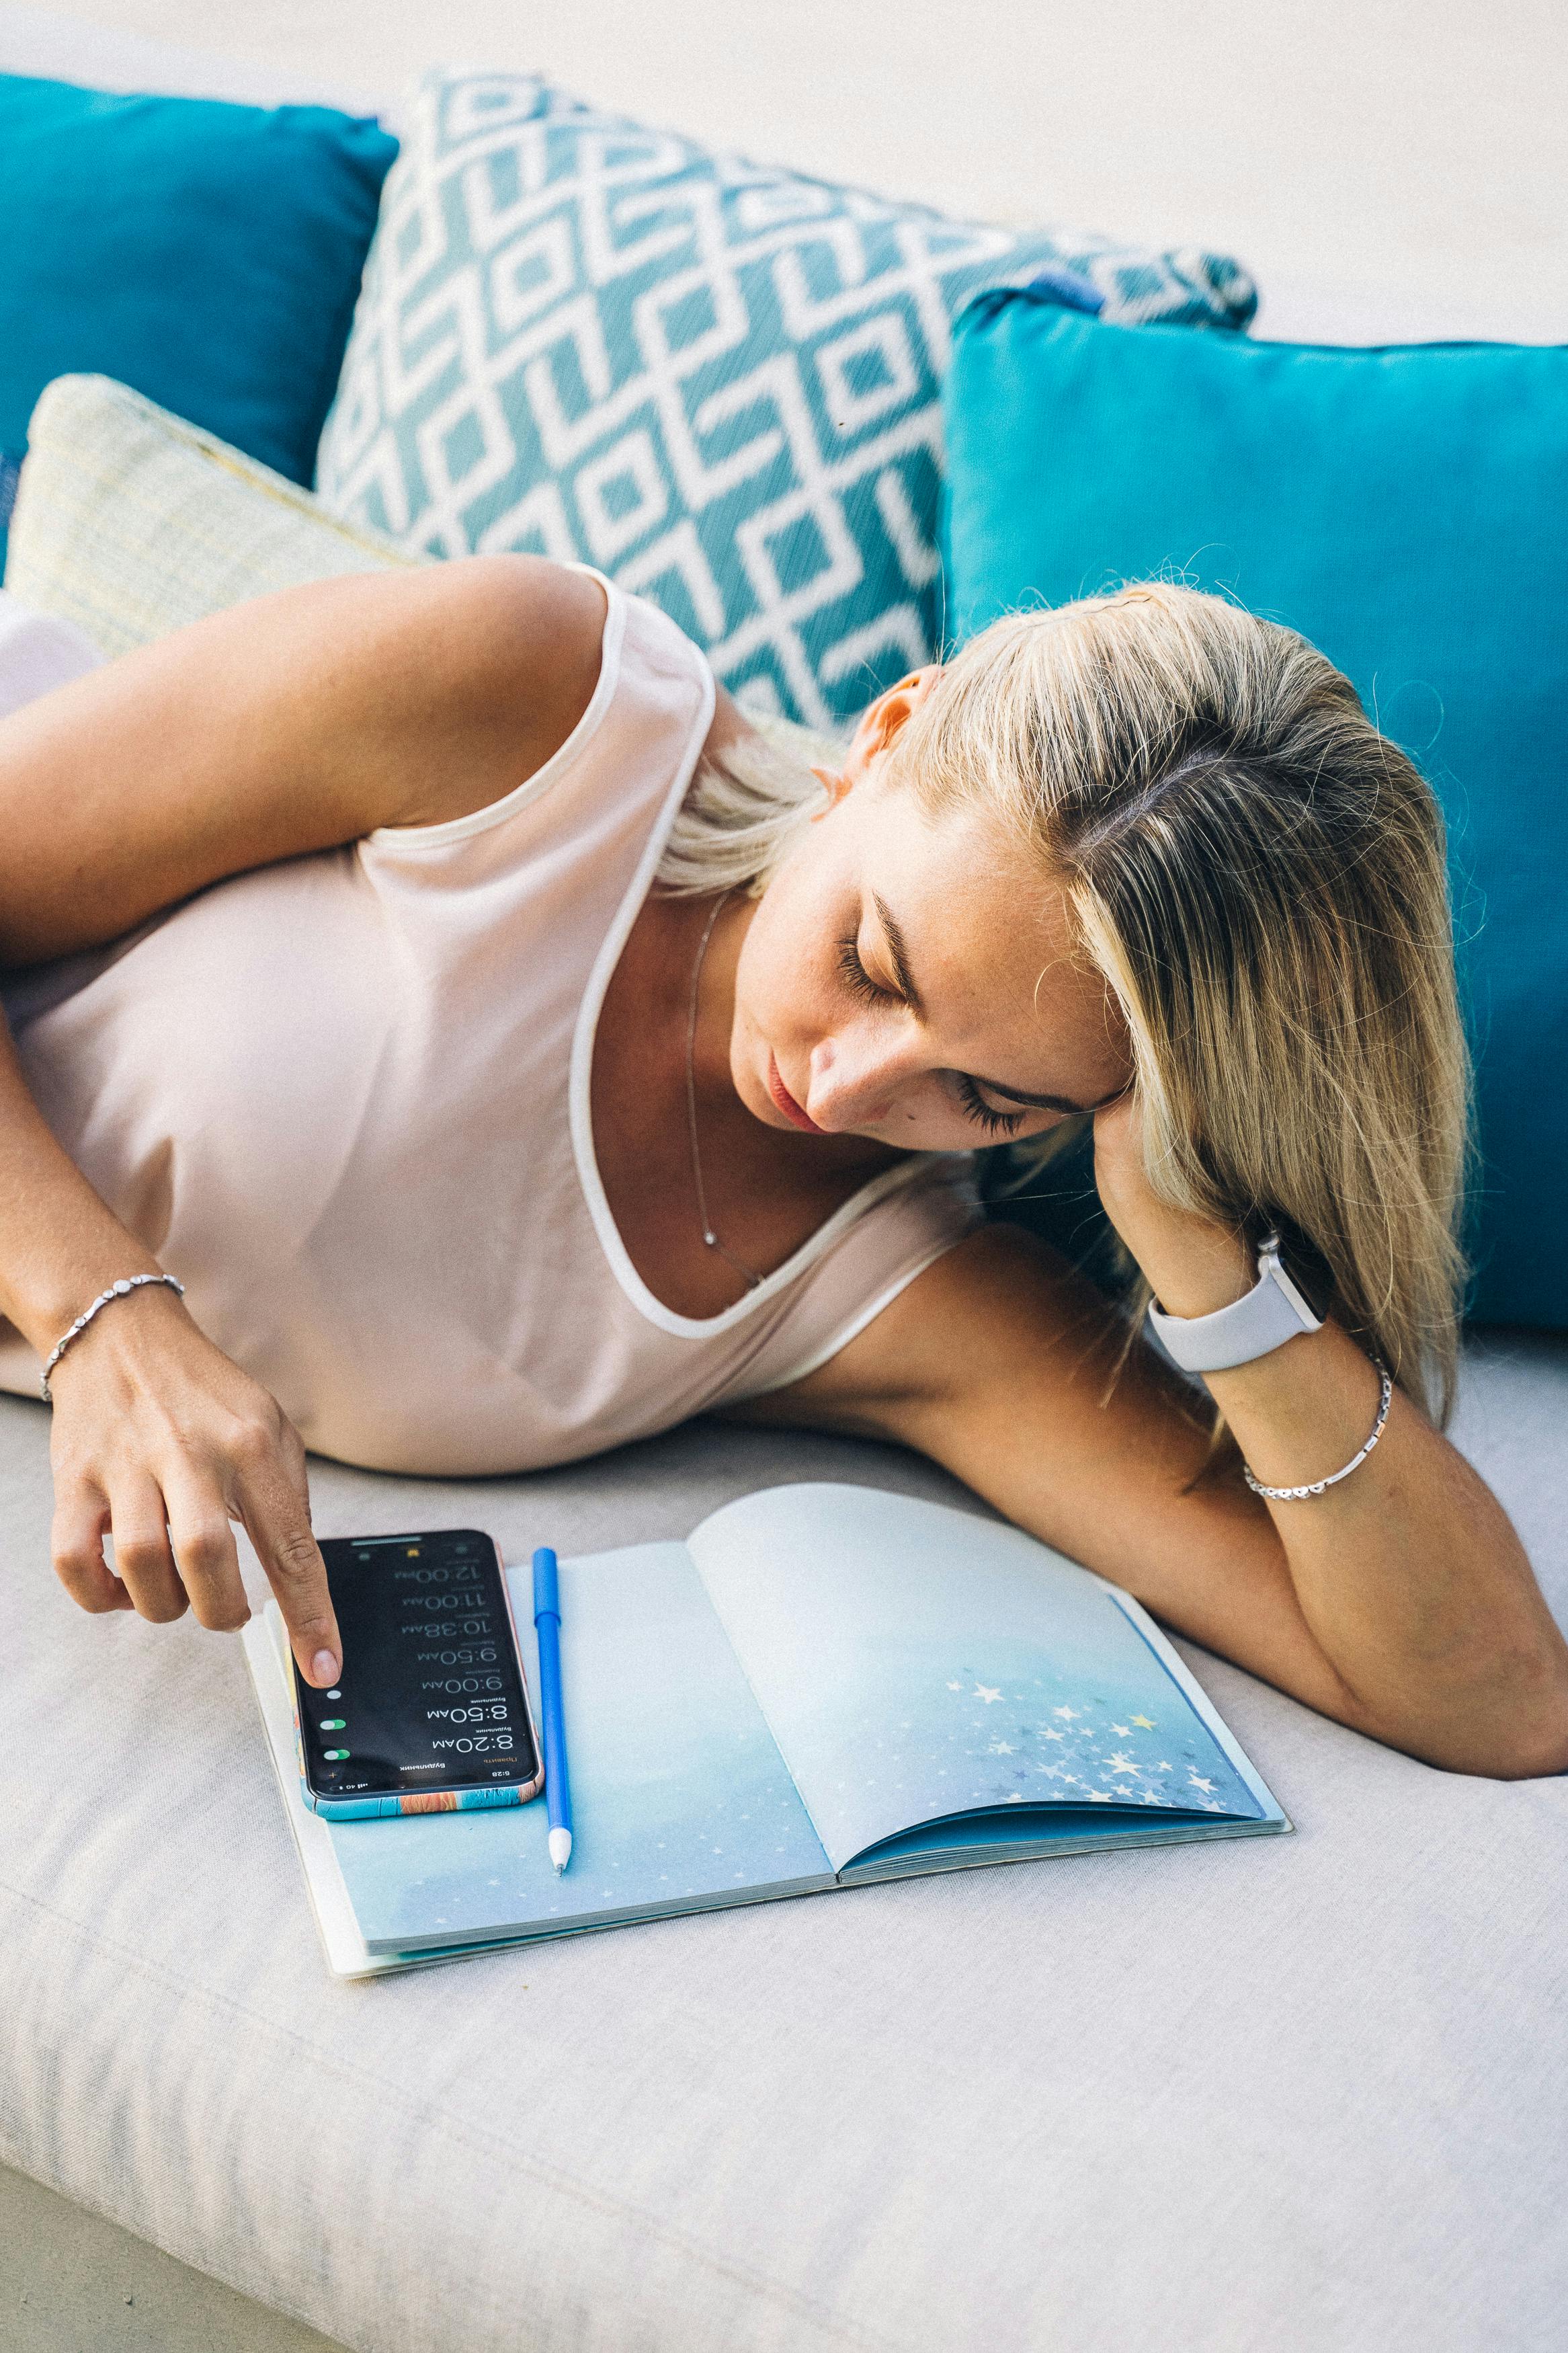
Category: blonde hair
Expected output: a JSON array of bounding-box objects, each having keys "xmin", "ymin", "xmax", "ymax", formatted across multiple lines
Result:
[
  {"xmin": 661, "ymin": 586, "xmax": 1471, "ymax": 1423},
  {"xmin": 657, "ymin": 714, "xmax": 836, "ymax": 899}
]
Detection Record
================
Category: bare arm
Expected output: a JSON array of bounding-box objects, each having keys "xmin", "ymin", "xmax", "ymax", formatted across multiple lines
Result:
[
  {"xmin": 0, "ymin": 555, "xmax": 606, "ymax": 963},
  {"xmin": 0, "ymin": 557, "xmax": 605, "ymax": 1676},
  {"xmin": 742, "ymin": 1147, "xmax": 1568, "ymax": 1781}
]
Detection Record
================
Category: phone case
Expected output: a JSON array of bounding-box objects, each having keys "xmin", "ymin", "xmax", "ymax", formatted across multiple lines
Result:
[{"xmin": 291, "ymin": 1538, "xmax": 544, "ymax": 1820}]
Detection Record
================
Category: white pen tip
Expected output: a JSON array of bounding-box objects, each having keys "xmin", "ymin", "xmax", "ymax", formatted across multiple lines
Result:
[{"xmin": 548, "ymin": 1827, "xmax": 573, "ymax": 1874}]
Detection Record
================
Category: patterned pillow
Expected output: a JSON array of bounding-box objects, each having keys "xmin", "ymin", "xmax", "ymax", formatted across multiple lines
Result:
[{"xmin": 316, "ymin": 71, "xmax": 1255, "ymax": 728}]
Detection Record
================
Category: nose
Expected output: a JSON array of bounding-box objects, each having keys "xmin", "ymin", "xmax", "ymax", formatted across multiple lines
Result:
[{"xmin": 806, "ymin": 1024, "xmax": 926, "ymax": 1130}]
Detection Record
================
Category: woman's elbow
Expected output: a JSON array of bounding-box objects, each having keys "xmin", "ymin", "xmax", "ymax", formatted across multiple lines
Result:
[
  {"xmin": 1475, "ymin": 1691, "xmax": 1568, "ymax": 1781},
  {"xmin": 1378, "ymin": 1644, "xmax": 1568, "ymax": 1781}
]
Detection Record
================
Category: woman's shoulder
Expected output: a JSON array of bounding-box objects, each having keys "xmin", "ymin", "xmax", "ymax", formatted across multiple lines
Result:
[
  {"xmin": 371, "ymin": 555, "xmax": 612, "ymax": 832},
  {"xmin": 356, "ymin": 561, "xmax": 719, "ymax": 887}
]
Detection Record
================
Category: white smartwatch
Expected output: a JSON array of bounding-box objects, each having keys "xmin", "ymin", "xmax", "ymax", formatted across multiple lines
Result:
[{"xmin": 1146, "ymin": 1230, "xmax": 1323, "ymax": 1374}]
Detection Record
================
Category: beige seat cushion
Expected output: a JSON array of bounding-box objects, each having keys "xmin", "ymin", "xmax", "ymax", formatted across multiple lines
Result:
[{"xmin": 1, "ymin": 1334, "xmax": 1567, "ymax": 2353}]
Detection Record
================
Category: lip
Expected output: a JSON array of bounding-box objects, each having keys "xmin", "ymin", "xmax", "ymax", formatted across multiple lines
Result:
[{"xmin": 767, "ymin": 1053, "xmax": 826, "ymax": 1134}]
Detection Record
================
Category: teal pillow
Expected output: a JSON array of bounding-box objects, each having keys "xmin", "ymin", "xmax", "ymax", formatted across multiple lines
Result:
[
  {"xmin": 943, "ymin": 295, "xmax": 1568, "ymax": 1328},
  {"xmin": 0, "ymin": 74, "xmax": 397, "ymax": 529}
]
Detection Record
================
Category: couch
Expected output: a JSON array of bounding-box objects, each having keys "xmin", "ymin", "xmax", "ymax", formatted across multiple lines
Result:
[{"xmin": 1, "ymin": 10, "xmax": 1565, "ymax": 2353}]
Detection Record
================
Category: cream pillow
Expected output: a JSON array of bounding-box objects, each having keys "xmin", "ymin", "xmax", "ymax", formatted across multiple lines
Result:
[
  {"xmin": 3, "ymin": 372, "xmax": 841, "ymax": 775},
  {"xmin": 4, "ymin": 373, "xmax": 418, "ymax": 657}
]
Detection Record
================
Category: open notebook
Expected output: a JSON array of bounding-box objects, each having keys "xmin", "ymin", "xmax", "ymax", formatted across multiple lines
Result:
[{"xmin": 244, "ymin": 1483, "xmax": 1288, "ymax": 1977}]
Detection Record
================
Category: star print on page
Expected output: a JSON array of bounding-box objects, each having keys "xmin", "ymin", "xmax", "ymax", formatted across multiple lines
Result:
[
  {"xmin": 923, "ymin": 1664, "xmax": 1261, "ymax": 1833},
  {"xmin": 684, "ymin": 1482, "xmax": 1284, "ymax": 1882}
]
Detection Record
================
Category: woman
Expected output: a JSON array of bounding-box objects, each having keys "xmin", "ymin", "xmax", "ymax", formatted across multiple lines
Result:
[{"xmin": 1, "ymin": 557, "xmax": 1563, "ymax": 1778}]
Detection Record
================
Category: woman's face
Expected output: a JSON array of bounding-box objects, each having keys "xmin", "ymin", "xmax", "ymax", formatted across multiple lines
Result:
[{"xmin": 731, "ymin": 674, "xmax": 1132, "ymax": 1152}]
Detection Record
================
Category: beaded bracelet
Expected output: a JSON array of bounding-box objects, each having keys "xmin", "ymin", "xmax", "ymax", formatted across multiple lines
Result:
[
  {"xmin": 40, "ymin": 1273, "xmax": 186, "ymax": 1404},
  {"xmin": 1242, "ymin": 1362, "xmax": 1393, "ymax": 1502}
]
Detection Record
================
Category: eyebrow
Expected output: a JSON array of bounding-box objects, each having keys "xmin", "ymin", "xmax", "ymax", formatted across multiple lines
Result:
[
  {"xmin": 871, "ymin": 892, "xmax": 1122, "ymax": 1119},
  {"xmin": 872, "ymin": 893, "xmax": 927, "ymax": 1018}
]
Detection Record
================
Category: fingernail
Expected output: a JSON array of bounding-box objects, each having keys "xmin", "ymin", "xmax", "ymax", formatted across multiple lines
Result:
[{"xmin": 312, "ymin": 1650, "xmax": 339, "ymax": 1684}]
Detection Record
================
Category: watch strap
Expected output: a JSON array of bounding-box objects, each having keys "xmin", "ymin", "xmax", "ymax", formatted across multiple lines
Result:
[{"xmin": 1147, "ymin": 1233, "xmax": 1323, "ymax": 1373}]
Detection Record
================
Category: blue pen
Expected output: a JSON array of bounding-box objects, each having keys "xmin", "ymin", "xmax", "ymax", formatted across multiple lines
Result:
[{"xmin": 531, "ymin": 1546, "xmax": 573, "ymax": 1873}]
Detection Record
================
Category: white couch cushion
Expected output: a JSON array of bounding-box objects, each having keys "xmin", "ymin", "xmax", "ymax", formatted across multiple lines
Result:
[{"xmin": 1, "ymin": 1332, "xmax": 1565, "ymax": 2353}]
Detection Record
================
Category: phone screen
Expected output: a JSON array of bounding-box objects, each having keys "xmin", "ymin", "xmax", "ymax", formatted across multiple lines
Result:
[{"xmin": 294, "ymin": 1529, "xmax": 538, "ymax": 1800}]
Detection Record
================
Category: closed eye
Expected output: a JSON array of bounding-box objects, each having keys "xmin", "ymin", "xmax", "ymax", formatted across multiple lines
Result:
[
  {"xmin": 838, "ymin": 934, "xmax": 1030, "ymax": 1137},
  {"xmin": 835, "ymin": 932, "xmax": 898, "ymax": 1007},
  {"xmin": 954, "ymin": 1074, "xmax": 1027, "ymax": 1138}
]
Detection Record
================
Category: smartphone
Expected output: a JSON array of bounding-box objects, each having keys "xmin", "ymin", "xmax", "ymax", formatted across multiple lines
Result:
[{"xmin": 292, "ymin": 1528, "xmax": 543, "ymax": 1821}]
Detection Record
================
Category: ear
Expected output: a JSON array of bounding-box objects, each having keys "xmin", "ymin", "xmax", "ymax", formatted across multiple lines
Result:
[{"xmin": 841, "ymin": 666, "xmax": 944, "ymax": 788}]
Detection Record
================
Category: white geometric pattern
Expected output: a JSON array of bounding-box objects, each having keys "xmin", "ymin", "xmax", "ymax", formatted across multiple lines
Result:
[{"xmin": 317, "ymin": 73, "xmax": 1255, "ymax": 727}]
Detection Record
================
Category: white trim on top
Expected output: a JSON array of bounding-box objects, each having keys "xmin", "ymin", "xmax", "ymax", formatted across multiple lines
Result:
[
  {"xmin": 363, "ymin": 568, "xmax": 624, "ymax": 854},
  {"xmin": 734, "ymin": 1213, "xmax": 980, "ymax": 1397},
  {"xmin": 567, "ymin": 591, "xmax": 937, "ymax": 1344}
]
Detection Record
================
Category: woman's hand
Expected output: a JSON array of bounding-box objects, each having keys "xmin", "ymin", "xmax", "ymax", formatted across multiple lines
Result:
[
  {"xmin": 46, "ymin": 1282, "xmax": 341, "ymax": 1686},
  {"xmin": 0, "ymin": 1006, "xmax": 337, "ymax": 1685},
  {"xmin": 1090, "ymin": 1088, "xmax": 1253, "ymax": 1316}
]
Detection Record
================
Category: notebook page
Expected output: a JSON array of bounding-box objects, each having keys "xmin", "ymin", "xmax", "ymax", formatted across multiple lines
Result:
[
  {"xmin": 688, "ymin": 1484, "xmax": 1268, "ymax": 1873},
  {"xmin": 324, "ymin": 1540, "xmax": 832, "ymax": 1954}
]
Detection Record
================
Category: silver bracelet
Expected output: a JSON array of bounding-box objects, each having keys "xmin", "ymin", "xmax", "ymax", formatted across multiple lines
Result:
[
  {"xmin": 1242, "ymin": 1362, "xmax": 1393, "ymax": 1501},
  {"xmin": 40, "ymin": 1273, "xmax": 186, "ymax": 1404}
]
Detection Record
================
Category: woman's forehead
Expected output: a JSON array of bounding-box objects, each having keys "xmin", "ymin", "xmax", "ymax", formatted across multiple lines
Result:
[
  {"xmin": 860, "ymin": 787, "xmax": 1130, "ymax": 1092},
  {"xmin": 863, "ymin": 785, "xmax": 1069, "ymax": 971}
]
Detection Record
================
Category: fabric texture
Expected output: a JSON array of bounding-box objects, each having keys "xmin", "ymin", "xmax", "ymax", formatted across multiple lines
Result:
[
  {"xmin": 1, "ymin": 1330, "xmax": 1565, "ymax": 2353},
  {"xmin": 0, "ymin": 575, "xmax": 975, "ymax": 1473},
  {"xmin": 313, "ymin": 69, "xmax": 1256, "ymax": 732},
  {"xmin": 3, "ymin": 374, "xmax": 418, "ymax": 656},
  {"xmin": 941, "ymin": 294, "xmax": 1568, "ymax": 1328},
  {"xmin": 0, "ymin": 71, "xmax": 395, "ymax": 543},
  {"xmin": 0, "ymin": 586, "xmax": 99, "ymax": 716}
]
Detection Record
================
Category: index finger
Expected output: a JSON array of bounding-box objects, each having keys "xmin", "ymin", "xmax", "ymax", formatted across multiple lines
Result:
[{"xmin": 233, "ymin": 1448, "xmax": 341, "ymax": 1687}]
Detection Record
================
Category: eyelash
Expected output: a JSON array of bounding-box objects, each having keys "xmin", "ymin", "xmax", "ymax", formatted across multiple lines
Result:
[
  {"xmin": 954, "ymin": 1075, "xmax": 1027, "ymax": 1139},
  {"xmin": 834, "ymin": 934, "xmax": 1026, "ymax": 1138},
  {"xmin": 835, "ymin": 932, "xmax": 894, "ymax": 1007}
]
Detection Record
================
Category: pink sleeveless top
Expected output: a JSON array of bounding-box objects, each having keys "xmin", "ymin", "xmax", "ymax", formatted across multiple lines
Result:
[{"xmin": 0, "ymin": 582, "xmax": 977, "ymax": 1474}]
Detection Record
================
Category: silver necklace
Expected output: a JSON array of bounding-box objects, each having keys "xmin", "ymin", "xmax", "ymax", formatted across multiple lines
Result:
[{"xmin": 686, "ymin": 892, "xmax": 762, "ymax": 1291}]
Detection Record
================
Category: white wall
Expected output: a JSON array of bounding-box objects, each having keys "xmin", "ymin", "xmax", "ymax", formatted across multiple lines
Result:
[{"xmin": 3, "ymin": 0, "xmax": 1565, "ymax": 343}]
